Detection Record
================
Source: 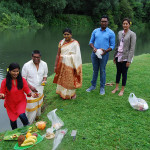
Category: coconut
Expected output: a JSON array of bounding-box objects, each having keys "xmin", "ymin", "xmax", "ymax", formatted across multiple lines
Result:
[{"xmin": 18, "ymin": 135, "xmax": 25, "ymax": 146}]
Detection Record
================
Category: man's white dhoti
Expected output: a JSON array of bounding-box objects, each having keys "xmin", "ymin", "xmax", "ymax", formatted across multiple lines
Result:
[
  {"xmin": 26, "ymin": 86, "xmax": 44, "ymax": 124},
  {"xmin": 22, "ymin": 59, "xmax": 48, "ymax": 124}
]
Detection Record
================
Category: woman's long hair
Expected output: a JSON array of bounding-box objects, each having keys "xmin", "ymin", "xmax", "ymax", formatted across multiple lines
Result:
[{"xmin": 6, "ymin": 63, "xmax": 23, "ymax": 91}]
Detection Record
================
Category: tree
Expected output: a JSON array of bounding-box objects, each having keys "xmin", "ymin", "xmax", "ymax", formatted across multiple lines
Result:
[
  {"xmin": 118, "ymin": 0, "xmax": 134, "ymax": 26},
  {"xmin": 143, "ymin": 1, "xmax": 150, "ymax": 23},
  {"xmin": 63, "ymin": 0, "xmax": 83, "ymax": 14},
  {"xmin": 30, "ymin": 0, "xmax": 67, "ymax": 23}
]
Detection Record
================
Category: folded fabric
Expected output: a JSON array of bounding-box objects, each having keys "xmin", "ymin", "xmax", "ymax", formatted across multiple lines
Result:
[{"xmin": 95, "ymin": 49, "xmax": 103, "ymax": 59}]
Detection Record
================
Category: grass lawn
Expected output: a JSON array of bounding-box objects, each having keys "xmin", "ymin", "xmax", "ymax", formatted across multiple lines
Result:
[{"xmin": 0, "ymin": 54, "xmax": 150, "ymax": 150}]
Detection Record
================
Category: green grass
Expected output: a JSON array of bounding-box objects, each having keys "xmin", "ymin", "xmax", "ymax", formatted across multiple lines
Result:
[{"xmin": 0, "ymin": 54, "xmax": 150, "ymax": 150}]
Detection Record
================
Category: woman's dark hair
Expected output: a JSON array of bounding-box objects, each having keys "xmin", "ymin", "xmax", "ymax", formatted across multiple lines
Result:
[
  {"xmin": 122, "ymin": 18, "xmax": 131, "ymax": 25},
  {"xmin": 63, "ymin": 28, "xmax": 72, "ymax": 34},
  {"xmin": 6, "ymin": 63, "xmax": 23, "ymax": 91},
  {"xmin": 32, "ymin": 50, "xmax": 41, "ymax": 56}
]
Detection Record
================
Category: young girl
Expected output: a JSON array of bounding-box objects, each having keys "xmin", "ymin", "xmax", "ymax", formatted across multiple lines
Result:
[{"xmin": 0, "ymin": 63, "xmax": 37, "ymax": 130}]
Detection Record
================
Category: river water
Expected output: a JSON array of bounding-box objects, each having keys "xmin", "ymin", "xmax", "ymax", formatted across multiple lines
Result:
[{"xmin": 0, "ymin": 26, "xmax": 149, "ymax": 132}]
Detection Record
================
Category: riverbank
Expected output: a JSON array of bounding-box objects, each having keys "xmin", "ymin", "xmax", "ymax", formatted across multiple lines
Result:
[{"xmin": 0, "ymin": 54, "xmax": 150, "ymax": 150}]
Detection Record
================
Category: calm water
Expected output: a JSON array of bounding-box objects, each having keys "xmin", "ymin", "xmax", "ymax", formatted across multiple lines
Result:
[{"xmin": 0, "ymin": 26, "xmax": 150, "ymax": 132}]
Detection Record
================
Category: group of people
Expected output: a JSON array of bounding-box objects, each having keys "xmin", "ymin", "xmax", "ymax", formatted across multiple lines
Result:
[
  {"xmin": 0, "ymin": 50, "xmax": 48, "ymax": 129},
  {"xmin": 86, "ymin": 15, "xmax": 136, "ymax": 96},
  {"xmin": 0, "ymin": 15, "xmax": 136, "ymax": 130}
]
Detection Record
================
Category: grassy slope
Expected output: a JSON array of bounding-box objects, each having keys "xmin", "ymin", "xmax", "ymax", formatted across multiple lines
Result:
[{"xmin": 0, "ymin": 54, "xmax": 150, "ymax": 150}]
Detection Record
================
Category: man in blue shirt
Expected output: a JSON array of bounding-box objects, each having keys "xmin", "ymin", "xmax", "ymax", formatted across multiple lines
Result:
[{"xmin": 86, "ymin": 15, "xmax": 115, "ymax": 95}]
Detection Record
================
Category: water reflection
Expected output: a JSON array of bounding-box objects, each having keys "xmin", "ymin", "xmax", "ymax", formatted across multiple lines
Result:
[
  {"xmin": 0, "ymin": 69, "xmax": 5, "ymax": 80},
  {"xmin": 0, "ymin": 27, "xmax": 149, "ymax": 132}
]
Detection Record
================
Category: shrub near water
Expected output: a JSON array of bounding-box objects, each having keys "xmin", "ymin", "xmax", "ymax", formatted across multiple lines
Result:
[
  {"xmin": 0, "ymin": 1, "xmax": 42, "ymax": 29},
  {"xmin": 50, "ymin": 14, "xmax": 94, "ymax": 27}
]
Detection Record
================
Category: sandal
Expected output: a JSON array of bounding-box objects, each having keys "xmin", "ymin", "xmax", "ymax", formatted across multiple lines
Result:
[{"xmin": 71, "ymin": 94, "xmax": 76, "ymax": 99}]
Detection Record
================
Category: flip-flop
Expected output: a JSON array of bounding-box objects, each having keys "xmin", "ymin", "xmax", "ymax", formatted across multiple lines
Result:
[
  {"xmin": 72, "ymin": 94, "xmax": 76, "ymax": 99},
  {"xmin": 105, "ymin": 82, "xmax": 115, "ymax": 86}
]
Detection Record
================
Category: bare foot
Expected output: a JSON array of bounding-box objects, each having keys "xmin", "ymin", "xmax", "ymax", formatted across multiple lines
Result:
[
  {"xmin": 118, "ymin": 90, "xmax": 124, "ymax": 96},
  {"xmin": 111, "ymin": 88, "xmax": 119, "ymax": 94},
  {"xmin": 72, "ymin": 94, "xmax": 76, "ymax": 99}
]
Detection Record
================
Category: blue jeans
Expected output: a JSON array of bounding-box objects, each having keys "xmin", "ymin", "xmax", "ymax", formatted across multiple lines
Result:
[
  {"xmin": 91, "ymin": 52, "xmax": 109, "ymax": 88},
  {"xmin": 10, "ymin": 113, "xmax": 29, "ymax": 130}
]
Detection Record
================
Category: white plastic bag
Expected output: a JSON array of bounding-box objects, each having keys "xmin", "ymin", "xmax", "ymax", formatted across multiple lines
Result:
[
  {"xmin": 45, "ymin": 127, "xmax": 55, "ymax": 139},
  {"xmin": 47, "ymin": 109, "xmax": 64, "ymax": 130},
  {"xmin": 95, "ymin": 49, "xmax": 103, "ymax": 59},
  {"xmin": 52, "ymin": 129, "xmax": 68, "ymax": 150},
  {"xmin": 128, "ymin": 93, "xmax": 148, "ymax": 111}
]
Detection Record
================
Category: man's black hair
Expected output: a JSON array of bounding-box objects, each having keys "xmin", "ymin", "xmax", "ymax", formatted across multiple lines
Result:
[
  {"xmin": 32, "ymin": 50, "xmax": 41, "ymax": 56},
  {"xmin": 101, "ymin": 15, "xmax": 109, "ymax": 21}
]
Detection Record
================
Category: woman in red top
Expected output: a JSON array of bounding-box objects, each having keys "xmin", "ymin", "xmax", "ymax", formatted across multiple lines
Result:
[{"xmin": 0, "ymin": 63, "xmax": 37, "ymax": 130}]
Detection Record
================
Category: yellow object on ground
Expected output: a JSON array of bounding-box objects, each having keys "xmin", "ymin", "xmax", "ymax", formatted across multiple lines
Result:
[{"xmin": 26, "ymin": 132, "xmax": 32, "ymax": 138}]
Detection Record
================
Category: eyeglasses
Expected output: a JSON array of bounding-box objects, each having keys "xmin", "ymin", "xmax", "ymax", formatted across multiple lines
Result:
[
  {"xmin": 32, "ymin": 56, "xmax": 41, "ymax": 59},
  {"xmin": 101, "ymin": 21, "xmax": 108, "ymax": 23},
  {"xmin": 63, "ymin": 34, "xmax": 71, "ymax": 36}
]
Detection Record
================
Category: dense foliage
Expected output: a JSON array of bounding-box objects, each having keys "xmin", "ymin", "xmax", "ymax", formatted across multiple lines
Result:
[
  {"xmin": 0, "ymin": 0, "xmax": 150, "ymax": 30},
  {"xmin": 0, "ymin": 0, "xmax": 42, "ymax": 29}
]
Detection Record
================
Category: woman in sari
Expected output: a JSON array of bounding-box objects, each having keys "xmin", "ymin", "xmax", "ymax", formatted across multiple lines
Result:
[{"xmin": 53, "ymin": 28, "xmax": 82, "ymax": 99}]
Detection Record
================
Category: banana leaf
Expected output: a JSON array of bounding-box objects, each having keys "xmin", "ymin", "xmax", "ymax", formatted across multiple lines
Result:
[
  {"xmin": 4, "ymin": 125, "xmax": 38, "ymax": 140},
  {"xmin": 4, "ymin": 132, "xmax": 21, "ymax": 140},
  {"xmin": 14, "ymin": 133, "xmax": 43, "ymax": 150}
]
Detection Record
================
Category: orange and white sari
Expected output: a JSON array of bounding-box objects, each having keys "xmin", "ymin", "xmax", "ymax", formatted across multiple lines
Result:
[{"xmin": 53, "ymin": 39, "xmax": 82, "ymax": 99}]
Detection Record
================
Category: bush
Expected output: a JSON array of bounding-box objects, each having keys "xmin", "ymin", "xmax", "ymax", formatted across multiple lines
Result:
[
  {"xmin": 10, "ymin": 13, "xmax": 29, "ymax": 28},
  {"xmin": 0, "ymin": 0, "xmax": 43, "ymax": 29},
  {"xmin": 50, "ymin": 14, "xmax": 94, "ymax": 28}
]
